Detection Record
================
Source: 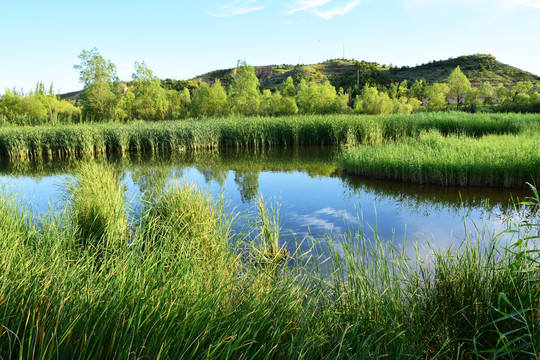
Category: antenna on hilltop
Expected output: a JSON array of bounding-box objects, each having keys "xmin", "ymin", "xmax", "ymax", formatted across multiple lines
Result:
[{"xmin": 343, "ymin": 45, "xmax": 345, "ymax": 59}]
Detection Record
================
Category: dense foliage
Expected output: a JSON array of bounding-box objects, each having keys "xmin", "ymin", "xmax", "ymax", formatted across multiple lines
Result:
[{"xmin": 2, "ymin": 50, "xmax": 540, "ymax": 125}]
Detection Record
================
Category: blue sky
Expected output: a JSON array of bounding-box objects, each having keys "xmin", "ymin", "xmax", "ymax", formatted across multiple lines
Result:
[{"xmin": 1, "ymin": 0, "xmax": 539, "ymax": 94}]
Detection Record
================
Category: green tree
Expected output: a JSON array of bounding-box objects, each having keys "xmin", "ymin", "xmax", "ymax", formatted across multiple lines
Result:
[
  {"xmin": 260, "ymin": 89, "xmax": 277, "ymax": 116},
  {"xmin": 234, "ymin": 171, "xmax": 259, "ymax": 202},
  {"xmin": 280, "ymin": 76, "xmax": 296, "ymax": 97},
  {"xmin": 74, "ymin": 48, "xmax": 117, "ymax": 86},
  {"xmin": 478, "ymin": 82, "xmax": 494, "ymax": 105},
  {"xmin": 465, "ymin": 87, "xmax": 480, "ymax": 109},
  {"xmin": 410, "ymin": 79, "xmax": 428, "ymax": 103},
  {"xmin": 354, "ymin": 84, "xmax": 392, "ymax": 115},
  {"xmin": 513, "ymin": 93, "xmax": 531, "ymax": 112},
  {"xmin": 228, "ymin": 61, "xmax": 260, "ymax": 116},
  {"xmin": 510, "ymin": 81, "xmax": 534, "ymax": 101},
  {"xmin": 192, "ymin": 80, "xmax": 228, "ymax": 117},
  {"xmin": 295, "ymin": 80, "xmax": 341, "ymax": 114},
  {"xmin": 276, "ymin": 96, "xmax": 299, "ymax": 115},
  {"xmin": 496, "ymin": 84, "xmax": 509, "ymax": 104},
  {"xmin": 168, "ymin": 88, "xmax": 191, "ymax": 119},
  {"xmin": 131, "ymin": 61, "xmax": 169, "ymax": 120},
  {"xmin": 426, "ymin": 83, "xmax": 449, "ymax": 112},
  {"xmin": 74, "ymin": 48, "xmax": 118, "ymax": 120},
  {"xmin": 398, "ymin": 80, "xmax": 409, "ymax": 98},
  {"xmin": 78, "ymin": 81, "xmax": 116, "ymax": 120},
  {"xmin": 17, "ymin": 95, "xmax": 47, "ymax": 118},
  {"xmin": 447, "ymin": 66, "xmax": 471, "ymax": 110},
  {"xmin": 295, "ymin": 79, "xmax": 310, "ymax": 113}
]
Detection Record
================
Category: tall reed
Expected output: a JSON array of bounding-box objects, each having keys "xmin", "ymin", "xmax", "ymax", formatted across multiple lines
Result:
[
  {"xmin": 64, "ymin": 162, "xmax": 128, "ymax": 252},
  {"xmin": 340, "ymin": 130, "xmax": 540, "ymax": 188},
  {"xmin": 0, "ymin": 113, "xmax": 537, "ymax": 159}
]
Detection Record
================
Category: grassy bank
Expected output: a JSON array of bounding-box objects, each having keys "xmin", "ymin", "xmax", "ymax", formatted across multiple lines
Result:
[
  {"xmin": 340, "ymin": 131, "xmax": 540, "ymax": 188},
  {"xmin": 0, "ymin": 112, "xmax": 538, "ymax": 159},
  {"xmin": 0, "ymin": 163, "xmax": 539, "ymax": 358}
]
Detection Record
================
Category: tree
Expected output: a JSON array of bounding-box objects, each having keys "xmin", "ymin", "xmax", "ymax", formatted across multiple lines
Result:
[
  {"xmin": 354, "ymin": 84, "xmax": 392, "ymax": 115},
  {"xmin": 228, "ymin": 61, "xmax": 260, "ymax": 116},
  {"xmin": 168, "ymin": 88, "xmax": 191, "ymax": 119},
  {"xmin": 280, "ymin": 77, "xmax": 296, "ymax": 97},
  {"xmin": 510, "ymin": 81, "xmax": 534, "ymax": 101},
  {"xmin": 398, "ymin": 80, "xmax": 409, "ymax": 98},
  {"xmin": 74, "ymin": 48, "xmax": 117, "ymax": 87},
  {"xmin": 426, "ymin": 83, "xmax": 449, "ymax": 112},
  {"xmin": 478, "ymin": 82, "xmax": 494, "ymax": 105},
  {"xmin": 496, "ymin": 84, "xmax": 509, "ymax": 105},
  {"xmin": 410, "ymin": 79, "xmax": 428, "ymax": 103},
  {"xmin": 78, "ymin": 81, "xmax": 116, "ymax": 120},
  {"xmin": 234, "ymin": 171, "xmax": 259, "ymax": 202},
  {"xmin": 447, "ymin": 66, "xmax": 471, "ymax": 110},
  {"xmin": 131, "ymin": 61, "xmax": 169, "ymax": 120},
  {"xmin": 513, "ymin": 93, "xmax": 531, "ymax": 112},
  {"xmin": 191, "ymin": 80, "xmax": 228, "ymax": 117},
  {"xmin": 74, "ymin": 48, "xmax": 118, "ymax": 120}
]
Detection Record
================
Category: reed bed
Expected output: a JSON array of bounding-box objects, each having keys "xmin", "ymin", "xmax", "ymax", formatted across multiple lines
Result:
[
  {"xmin": 0, "ymin": 163, "xmax": 539, "ymax": 358},
  {"xmin": 340, "ymin": 131, "xmax": 540, "ymax": 188},
  {"xmin": 0, "ymin": 112, "xmax": 538, "ymax": 159}
]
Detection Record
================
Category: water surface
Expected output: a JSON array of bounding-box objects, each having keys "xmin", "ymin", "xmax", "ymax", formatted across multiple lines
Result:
[{"xmin": 0, "ymin": 147, "xmax": 531, "ymax": 255}]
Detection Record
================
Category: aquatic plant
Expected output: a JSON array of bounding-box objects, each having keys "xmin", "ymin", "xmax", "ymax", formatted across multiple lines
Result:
[
  {"xmin": 64, "ymin": 162, "xmax": 128, "ymax": 252},
  {"xmin": 0, "ymin": 112, "xmax": 537, "ymax": 159},
  {"xmin": 340, "ymin": 130, "xmax": 540, "ymax": 188}
]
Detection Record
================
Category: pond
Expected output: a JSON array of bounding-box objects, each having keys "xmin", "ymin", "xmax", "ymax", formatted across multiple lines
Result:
[{"xmin": 0, "ymin": 146, "xmax": 531, "ymax": 256}]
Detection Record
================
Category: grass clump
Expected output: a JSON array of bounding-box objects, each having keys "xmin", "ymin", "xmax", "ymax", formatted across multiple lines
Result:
[
  {"xmin": 340, "ymin": 130, "xmax": 540, "ymax": 188},
  {"xmin": 143, "ymin": 182, "xmax": 231, "ymax": 267},
  {"xmin": 64, "ymin": 162, "xmax": 128, "ymax": 252},
  {"xmin": 253, "ymin": 196, "xmax": 289, "ymax": 266}
]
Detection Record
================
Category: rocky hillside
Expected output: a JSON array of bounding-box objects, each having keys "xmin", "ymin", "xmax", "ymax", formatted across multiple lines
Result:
[
  {"xmin": 60, "ymin": 54, "xmax": 539, "ymax": 100},
  {"xmin": 191, "ymin": 54, "xmax": 540, "ymax": 90}
]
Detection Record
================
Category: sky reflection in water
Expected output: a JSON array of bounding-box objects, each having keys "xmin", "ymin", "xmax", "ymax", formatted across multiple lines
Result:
[{"xmin": 0, "ymin": 147, "xmax": 531, "ymax": 258}]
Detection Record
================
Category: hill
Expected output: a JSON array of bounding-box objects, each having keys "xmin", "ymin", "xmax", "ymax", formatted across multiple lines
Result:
[
  {"xmin": 190, "ymin": 54, "xmax": 540, "ymax": 90},
  {"xmin": 388, "ymin": 54, "xmax": 540, "ymax": 87},
  {"xmin": 60, "ymin": 54, "xmax": 540, "ymax": 100}
]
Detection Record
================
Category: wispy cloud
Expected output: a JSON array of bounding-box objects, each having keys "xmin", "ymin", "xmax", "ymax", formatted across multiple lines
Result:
[
  {"xmin": 313, "ymin": 0, "xmax": 363, "ymax": 18},
  {"xmin": 286, "ymin": 0, "xmax": 363, "ymax": 18},
  {"xmin": 405, "ymin": 0, "xmax": 540, "ymax": 9},
  {"xmin": 206, "ymin": 0, "xmax": 267, "ymax": 17},
  {"xmin": 286, "ymin": 0, "xmax": 332, "ymax": 14},
  {"xmin": 504, "ymin": 0, "xmax": 540, "ymax": 8}
]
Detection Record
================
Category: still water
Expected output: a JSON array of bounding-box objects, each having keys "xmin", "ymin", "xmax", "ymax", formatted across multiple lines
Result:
[{"xmin": 0, "ymin": 146, "xmax": 531, "ymax": 254}]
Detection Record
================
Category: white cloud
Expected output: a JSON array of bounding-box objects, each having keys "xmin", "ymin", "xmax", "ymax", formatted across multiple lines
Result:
[
  {"xmin": 505, "ymin": 0, "xmax": 540, "ymax": 8},
  {"xmin": 206, "ymin": 0, "xmax": 268, "ymax": 17},
  {"xmin": 288, "ymin": 211, "xmax": 341, "ymax": 232},
  {"xmin": 314, "ymin": 207, "xmax": 358, "ymax": 223},
  {"xmin": 286, "ymin": 0, "xmax": 363, "ymax": 18},
  {"xmin": 313, "ymin": 0, "xmax": 363, "ymax": 18},
  {"xmin": 404, "ymin": 0, "xmax": 540, "ymax": 9},
  {"xmin": 286, "ymin": 0, "xmax": 332, "ymax": 14}
]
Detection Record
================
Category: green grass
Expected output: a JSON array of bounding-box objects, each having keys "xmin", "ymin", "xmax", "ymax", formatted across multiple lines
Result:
[
  {"xmin": 0, "ymin": 113, "xmax": 538, "ymax": 159},
  {"xmin": 64, "ymin": 162, "xmax": 128, "ymax": 252},
  {"xmin": 0, "ymin": 162, "xmax": 539, "ymax": 358},
  {"xmin": 340, "ymin": 130, "xmax": 540, "ymax": 188}
]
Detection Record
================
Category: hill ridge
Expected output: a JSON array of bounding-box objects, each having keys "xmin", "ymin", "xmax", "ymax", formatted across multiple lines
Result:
[{"xmin": 60, "ymin": 54, "xmax": 540, "ymax": 100}]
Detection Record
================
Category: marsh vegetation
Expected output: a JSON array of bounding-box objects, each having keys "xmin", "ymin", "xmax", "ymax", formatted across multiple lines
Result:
[{"xmin": 0, "ymin": 162, "xmax": 538, "ymax": 359}]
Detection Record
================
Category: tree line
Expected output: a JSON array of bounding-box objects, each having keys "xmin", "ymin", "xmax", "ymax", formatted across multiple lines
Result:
[{"xmin": 1, "ymin": 48, "xmax": 540, "ymax": 125}]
